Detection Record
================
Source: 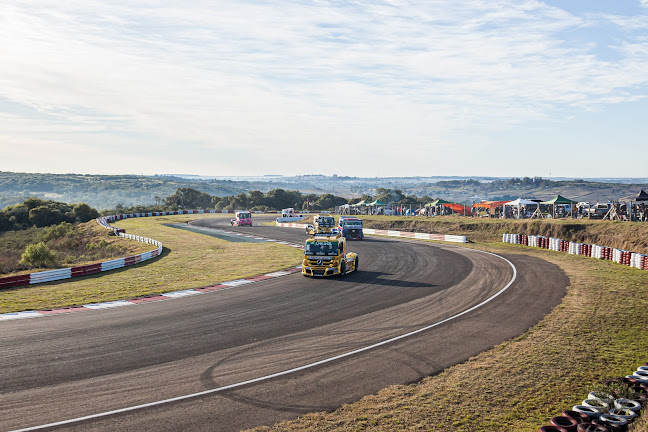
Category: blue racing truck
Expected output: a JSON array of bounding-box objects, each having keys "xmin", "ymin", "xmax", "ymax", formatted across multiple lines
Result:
[{"xmin": 338, "ymin": 216, "xmax": 364, "ymax": 240}]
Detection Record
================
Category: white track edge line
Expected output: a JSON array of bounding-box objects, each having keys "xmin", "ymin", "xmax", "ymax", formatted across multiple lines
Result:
[{"xmin": 12, "ymin": 248, "xmax": 517, "ymax": 432}]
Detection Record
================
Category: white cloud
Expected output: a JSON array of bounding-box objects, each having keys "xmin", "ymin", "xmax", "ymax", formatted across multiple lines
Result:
[{"xmin": 1, "ymin": 1, "xmax": 648, "ymax": 176}]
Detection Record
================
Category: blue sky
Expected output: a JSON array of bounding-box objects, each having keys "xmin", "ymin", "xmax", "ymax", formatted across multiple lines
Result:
[{"xmin": 1, "ymin": 1, "xmax": 647, "ymax": 178}]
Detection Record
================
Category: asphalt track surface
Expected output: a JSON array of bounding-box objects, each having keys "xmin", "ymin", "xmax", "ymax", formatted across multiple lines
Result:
[{"xmin": 0, "ymin": 216, "xmax": 568, "ymax": 432}]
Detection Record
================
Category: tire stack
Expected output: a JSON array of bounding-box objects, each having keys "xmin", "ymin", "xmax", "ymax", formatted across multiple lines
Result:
[
  {"xmin": 630, "ymin": 253, "xmax": 645, "ymax": 269},
  {"xmin": 612, "ymin": 249, "xmax": 621, "ymax": 264},
  {"xmin": 568, "ymin": 242, "xmax": 582, "ymax": 255},
  {"xmin": 622, "ymin": 251, "xmax": 632, "ymax": 266},
  {"xmin": 501, "ymin": 234, "xmax": 647, "ymax": 272},
  {"xmin": 539, "ymin": 365, "xmax": 647, "ymax": 431}
]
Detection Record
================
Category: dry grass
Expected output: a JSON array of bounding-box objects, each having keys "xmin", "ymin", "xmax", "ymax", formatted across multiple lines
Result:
[
  {"xmin": 0, "ymin": 214, "xmax": 302, "ymax": 313},
  {"xmin": 246, "ymin": 242, "xmax": 648, "ymax": 431}
]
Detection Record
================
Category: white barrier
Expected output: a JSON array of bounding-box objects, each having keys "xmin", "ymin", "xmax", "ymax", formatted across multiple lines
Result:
[
  {"xmin": 30, "ymin": 268, "xmax": 72, "ymax": 284},
  {"xmin": 279, "ymin": 223, "xmax": 467, "ymax": 243}
]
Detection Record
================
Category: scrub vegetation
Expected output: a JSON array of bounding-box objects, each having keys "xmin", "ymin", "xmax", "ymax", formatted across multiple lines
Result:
[{"xmin": 0, "ymin": 221, "xmax": 151, "ymax": 275}]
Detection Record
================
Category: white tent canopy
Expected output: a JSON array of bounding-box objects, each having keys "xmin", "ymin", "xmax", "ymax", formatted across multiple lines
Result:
[
  {"xmin": 504, "ymin": 198, "xmax": 537, "ymax": 206},
  {"xmin": 503, "ymin": 198, "xmax": 538, "ymax": 219}
]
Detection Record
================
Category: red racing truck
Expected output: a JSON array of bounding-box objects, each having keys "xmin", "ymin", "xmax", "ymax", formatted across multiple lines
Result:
[{"xmin": 231, "ymin": 210, "xmax": 253, "ymax": 226}]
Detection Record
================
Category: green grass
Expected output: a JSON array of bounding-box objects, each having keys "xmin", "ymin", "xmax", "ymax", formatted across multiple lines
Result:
[
  {"xmin": 245, "ymin": 222, "xmax": 648, "ymax": 431},
  {"xmin": 0, "ymin": 214, "xmax": 303, "ymax": 313}
]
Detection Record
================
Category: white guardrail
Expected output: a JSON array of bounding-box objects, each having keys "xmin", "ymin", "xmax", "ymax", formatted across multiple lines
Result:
[{"xmin": 276, "ymin": 222, "xmax": 467, "ymax": 243}]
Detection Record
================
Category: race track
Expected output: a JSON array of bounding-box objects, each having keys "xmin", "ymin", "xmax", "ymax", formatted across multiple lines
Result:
[{"xmin": 0, "ymin": 216, "xmax": 568, "ymax": 431}]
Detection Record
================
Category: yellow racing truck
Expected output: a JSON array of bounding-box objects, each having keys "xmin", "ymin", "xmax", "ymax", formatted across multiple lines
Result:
[
  {"xmin": 302, "ymin": 232, "xmax": 358, "ymax": 277},
  {"xmin": 305, "ymin": 214, "xmax": 336, "ymax": 235}
]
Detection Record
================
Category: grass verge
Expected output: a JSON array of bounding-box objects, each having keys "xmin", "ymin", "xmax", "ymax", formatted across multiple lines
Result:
[
  {"xmin": 246, "ymin": 241, "xmax": 648, "ymax": 431},
  {"xmin": 0, "ymin": 214, "xmax": 302, "ymax": 313}
]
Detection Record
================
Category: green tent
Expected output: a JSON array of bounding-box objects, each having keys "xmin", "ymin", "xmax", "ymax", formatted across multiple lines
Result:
[
  {"xmin": 425, "ymin": 198, "xmax": 453, "ymax": 207},
  {"xmin": 540, "ymin": 195, "xmax": 578, "ymax": 205},
  {"xmin": 541, "ymin": 195, "xmax": 578, "ymax": 218},
  {"xmin": 369, "ymin": 199, "xmax": 387, "ymax": 206},
  {"xmin": 351, "ymin": 199, "xmax": 369, "ymax": 206}
]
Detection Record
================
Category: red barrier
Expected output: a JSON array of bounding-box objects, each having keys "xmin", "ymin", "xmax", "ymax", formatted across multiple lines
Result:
[
  {"xmin": 124, "ymin": 256, "xmax": 142, "ymax": 266},
  {"xmin": 0, "ymin": 274, "xmax": 32, "ymax": 288},
  {"xmin": 71, "ymin": 263, "xmax": 102, "ymax": 277}
]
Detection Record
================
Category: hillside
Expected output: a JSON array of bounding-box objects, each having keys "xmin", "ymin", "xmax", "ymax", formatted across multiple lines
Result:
[{"xmin": 1, "ymin": 171, "xmax": 647, "ymax": 211}]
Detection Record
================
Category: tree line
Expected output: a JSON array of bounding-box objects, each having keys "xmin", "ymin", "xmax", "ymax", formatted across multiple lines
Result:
[{"xmin": 0, "ymin": 198, "xmax": 99, "ymax": 232}]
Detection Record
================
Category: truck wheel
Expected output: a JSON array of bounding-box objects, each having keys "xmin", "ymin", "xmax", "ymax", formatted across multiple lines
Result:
[
  {"xmin": 354, "ymin": 257, "xmax": 358, "ymax": 271},
  {"xmin": 340, "ymin": 261, "xmax": 346, "ymax": 275}
]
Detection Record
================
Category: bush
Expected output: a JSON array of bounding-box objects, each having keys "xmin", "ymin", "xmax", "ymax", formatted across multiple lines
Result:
[
  {"xmin": 73, "ymin": 203, "xmax": 99, "ymax": 223},
  {"xmin": 44, "ymin": 222, "xmax": 74, "ymax": 240},
  {"xmin": 19, "ymin": 242, "xmax": 57, "ymax": 268}
]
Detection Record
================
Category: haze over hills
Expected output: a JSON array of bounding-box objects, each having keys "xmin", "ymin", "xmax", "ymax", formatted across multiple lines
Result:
[{"xmin": 1, "ymin": 171, "xmax": 647, "ymax": 211}]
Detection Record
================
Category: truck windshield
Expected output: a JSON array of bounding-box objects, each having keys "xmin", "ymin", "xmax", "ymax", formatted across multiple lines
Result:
[
  {"xmin": 317, "ymin": 217, "xmax": 335, "ymax": 227},
  {"xmin": 343, "ymin": 221, "xmax": 362, "ymax": 227},
  {"xmin": 239, "ymin": 213, "xmax": 251, "ymax": 219},
  {"xmin": 305, "ymin": 241, "xmax": 339, "ymax": 256}
]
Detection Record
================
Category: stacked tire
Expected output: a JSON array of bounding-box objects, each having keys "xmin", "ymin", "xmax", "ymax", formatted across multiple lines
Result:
[{"xmin": 539, "ymin": 365, "xmax": 646, "ymax": 431}]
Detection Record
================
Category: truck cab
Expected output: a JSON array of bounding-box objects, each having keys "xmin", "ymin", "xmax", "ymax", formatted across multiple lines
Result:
[
  {"xmin": 338, "ymin": 216, "xmax": 364, "ymax": 240},
  {"xmin": 305, "ymin": 214, "xmax": 336, "ymax": 235},
  {"xmin": 231, "ymin": 210, "xmax": 252, "ymax": 226},
  {"xmin": 302, "ymin": 232, "xmax": 358, "ymax": 277},
  {"xmin": 281, "ymin": 208, "xmax": 295, "ymax": 218}
]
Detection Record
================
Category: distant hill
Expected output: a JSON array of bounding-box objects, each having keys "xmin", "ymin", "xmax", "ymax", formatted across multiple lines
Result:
[{"xmin": 1, "ymin": 171, "xmax": 646, "ymax": 210}]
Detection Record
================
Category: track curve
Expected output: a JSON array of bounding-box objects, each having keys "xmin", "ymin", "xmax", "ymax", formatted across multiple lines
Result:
[{"xmin": 0, "ymin": 216, "xmax": 568, "ymax": 431}]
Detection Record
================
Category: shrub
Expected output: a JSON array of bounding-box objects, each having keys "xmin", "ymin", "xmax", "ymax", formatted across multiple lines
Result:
[
  {"xmin": 44, "ymin": 222, "xmax": 74, "ymax": 240},
  {"xmin": 73, "ymin": 203, "xmax": 99, "ymax": 223},
  {"xmin": 19, "ymin": 242, "xmax": 57, "ymax": 268}
]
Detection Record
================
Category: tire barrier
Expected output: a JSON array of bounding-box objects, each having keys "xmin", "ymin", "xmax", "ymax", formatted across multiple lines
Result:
[
  {"xmin": 506, "ymin": 233, "xmax": 648, "ymax": 429},
  {"xmin": 538, "ymin": 364, "xmax": 646, "ymax": 430},
  {"xmin": 502, "ymin": 233, "xmax": 648, "ymax": 271},
  {"xmin": 277, "ymin": 222, "xmax": 468, "ymax": 243}
]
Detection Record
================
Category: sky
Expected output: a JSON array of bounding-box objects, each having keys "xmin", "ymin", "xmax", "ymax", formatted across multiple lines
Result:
[{"xmin": 1, "ymin": 0, "xmax": 647, "ymax": 178}]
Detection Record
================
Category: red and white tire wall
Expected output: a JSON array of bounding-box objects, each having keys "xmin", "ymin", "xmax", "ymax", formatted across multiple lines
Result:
[{"xmin": 502, "ymin": 233, "xmax": 648, "ymax": 271}]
